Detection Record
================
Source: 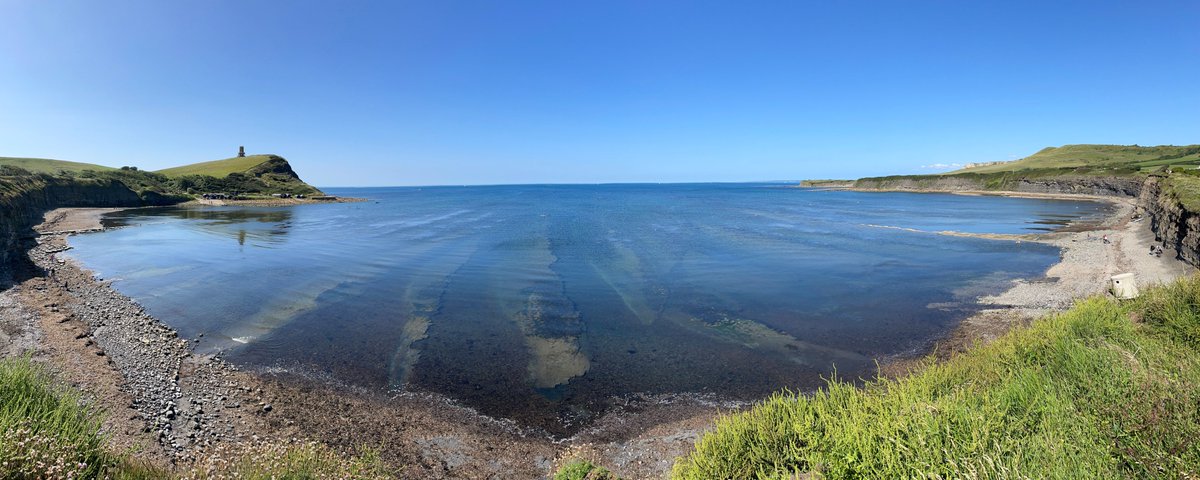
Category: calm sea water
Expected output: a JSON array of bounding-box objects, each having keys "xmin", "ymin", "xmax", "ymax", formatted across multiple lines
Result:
[{"xmin": 67, "ymin": 184, "xmax": 1108, "ymax": 434}]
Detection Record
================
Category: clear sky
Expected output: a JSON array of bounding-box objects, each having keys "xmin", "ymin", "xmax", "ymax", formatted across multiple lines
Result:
[{"xmin": 2, "ymin": 1, "xmax": 1197, "ymax": 186}]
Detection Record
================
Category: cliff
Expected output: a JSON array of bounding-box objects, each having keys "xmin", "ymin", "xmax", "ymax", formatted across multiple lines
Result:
[
  {"xmin": 851, "ymin": 174, "xmax": 1145, "ymax": 197},
  {"xmin": 1141, "ymin": 176, "xmax": 1200, "ymax": 267},
  {"xmin": 0, "ymin": 174, "xmax": 176, "ymax": 268},
  {"xmin": 844, "ymin": 172, "xmax": 1200, "ymax": 268}
]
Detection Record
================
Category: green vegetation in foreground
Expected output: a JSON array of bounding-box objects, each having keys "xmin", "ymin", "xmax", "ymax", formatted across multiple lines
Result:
[
  {"xmin": 0, "ymin": 356, "xmax": 389, "ymax": 479},
  {"xmin": 951, "ymin": 144, "xmax": 1200, "ymax": 175},
  {"xmin": 555, "ymin": 459, "xmax": 619, "ymax": 480},
  {"xmin": 186, "ymin": 442, "xmax": 390, "ymax": 479},
  {"xmin": 0, "ymin": 357, "xmax": 158, "ymax": 479},
  {"xmin": 0, "ymin": 156, "xmax": 115, "ymax": 174},
  {"xmin": 155, "ymin": 154, "xmax": 278, "ymax": 178},
  {"xmin": 670, "ymin": 276, "xmax": 1200, "ymax": 479}
]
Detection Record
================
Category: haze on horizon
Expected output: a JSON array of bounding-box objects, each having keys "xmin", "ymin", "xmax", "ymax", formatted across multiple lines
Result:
[{"xmin": 1, "ymin": 1, "xmax": 1197, "ymax": 187}]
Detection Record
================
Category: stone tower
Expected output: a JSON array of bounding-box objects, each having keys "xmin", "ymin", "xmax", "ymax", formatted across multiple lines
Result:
[{"xmin": 238, "ymin": 146, "xmax": 245, "ymax": 157}]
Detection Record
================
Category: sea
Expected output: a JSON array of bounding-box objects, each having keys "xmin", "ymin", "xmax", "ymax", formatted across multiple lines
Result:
[{"xmin": 65, "ymin": 184, "xmax": 1109, "ymax": 435}]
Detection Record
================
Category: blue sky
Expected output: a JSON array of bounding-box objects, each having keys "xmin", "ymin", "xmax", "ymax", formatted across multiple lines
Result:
[{"xmin": 1, "ymin": 1, "xmax": 1197, "ymax": 186}]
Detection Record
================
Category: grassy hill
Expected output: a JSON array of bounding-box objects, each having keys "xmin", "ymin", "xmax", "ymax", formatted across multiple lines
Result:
[
  {"xmin": 155, "ymin": 154, "xmax": 278, "ymax": 178},
  {"xmin": 0, "ymin": 153, "xmax": 322, "ymax": 198},
  {"xmin": 838, "ymin": 144, "xmax": 1200, "ymax": 203},
  {"xmin": 950, "ymin": 144, "xmax": 1200, "ymax": 175},
  {"xmin": 162, "ymin": 154, "xmax": 322, "ymax": 196},
  {"xmin": 0, "ymin": 157, "xmax": 114, "ymax": 174}
]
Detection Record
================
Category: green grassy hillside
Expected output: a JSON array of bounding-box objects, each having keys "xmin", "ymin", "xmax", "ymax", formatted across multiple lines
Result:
[
  {"xmin": 835, "ymin": 144, "xmax": 1200, "ymax": 200},
  {"xmin": 165, "ymin": 155, "xmax": 321, "ymax": 196},
  {"xmin": 0, "ymin": 157, "xmax": 113, "ymax": 174},
  {"xmin": 670, "ymin": 276, "xmax": 1200, "ymax": 479},
  {"xmin": 155, "ymin": 154, "xmax": 277, "ymax": 178},
  {"xmin": 952, "ymin": 144, "xmax": 1200, "ymax": 174},
  {"xmin": 153, "ymin": 154, "xmax": 322, "ymax": 195},
  {"xmin": 1, "ymin": 153, "xmax": 322, "ymax": 198}
]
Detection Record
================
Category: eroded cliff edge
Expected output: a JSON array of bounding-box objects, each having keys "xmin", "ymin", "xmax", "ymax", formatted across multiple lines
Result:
[
  {"xmin": 0, "ymin": 174, "xmax": 173, "ymax": 267},
  {"xmin": 849, "ymin": 174, "xmax": 1145, "ymax": 197},
  {"xmin": 1141, "ymin": 176, "xmax": 1200, "ymax": 267}
]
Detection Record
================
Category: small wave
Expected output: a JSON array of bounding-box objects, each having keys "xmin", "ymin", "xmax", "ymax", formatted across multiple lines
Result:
[
  {"xmin": 861, "ymin": 223, "xmax": 928, "ymax": 233},
  {"xmin": 861, "ymin": 224, "xmax": 1035, "ymax": 242}
]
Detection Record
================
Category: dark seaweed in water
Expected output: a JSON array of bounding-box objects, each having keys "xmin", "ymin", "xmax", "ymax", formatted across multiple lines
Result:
[{"xmin": 66, "ymin": 184, "xmax": 1108, "ymax": 436}]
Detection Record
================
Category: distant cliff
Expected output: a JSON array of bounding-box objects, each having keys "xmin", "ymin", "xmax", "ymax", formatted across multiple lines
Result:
[
  {"xmin": 0, "ymin": 173, "xmax": 179, "ymax": 267},
  {"xmin": 850, "ymin": 173, "xmax": 1145, "ymax": 197},
  {"xmin": 824, "ymin": 144, "xmax": 1198, "ymax": 195},
  {"xmin": 841, "ymin": 173, "xmax": 1200, "ymax": 267},
  {"xmin": 802, "ymin": 144, "xmax": 1200, "ymax": 268}
]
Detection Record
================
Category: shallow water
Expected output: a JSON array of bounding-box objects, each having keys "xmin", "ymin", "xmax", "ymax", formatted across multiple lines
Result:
[{"xmin": 67, "ymin": 184, "xmax": 1108, "ymax": 435}]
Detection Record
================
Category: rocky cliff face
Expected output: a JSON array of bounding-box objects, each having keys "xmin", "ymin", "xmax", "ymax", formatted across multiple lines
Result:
[
  {"xmin": 248, "ymin": 157, "xmax": 322, "ymax": 195},
  {"xmin": 852, "ymin": 176, "xmax": 986, "ymax": 191},
  {"xmin": 1141, "ymin": 177, "xmax": 1200, "ymax": 267},
  {"xmin": 1007, "ymin": 177, "xmax": 1144, "ymax": 197},
  {"xmin": 851, "ymin": 173, "xmax": 1200, "ymax": 267},
  {"xmin": 852, "ymin": 175, "xmax": 1144, "ymax": 196},
  {"xmin": 0, "ymin": 176, "xmax": 152, "ymax": 268}
]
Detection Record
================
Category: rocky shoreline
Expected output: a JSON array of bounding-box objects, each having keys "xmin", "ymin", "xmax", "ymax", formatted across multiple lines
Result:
[
  {"xmin": 14, "ymin": 214, "xmax": 285, "ymax": 464},
  {"xmin": 883, "ymin": 192, "xmax": 1194, "ymax": 368}
]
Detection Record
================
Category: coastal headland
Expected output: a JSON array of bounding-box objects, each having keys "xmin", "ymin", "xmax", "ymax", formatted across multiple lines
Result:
[{"xmin": 3, "ymin": 144, "xmax": 1200, "ymax": 478}]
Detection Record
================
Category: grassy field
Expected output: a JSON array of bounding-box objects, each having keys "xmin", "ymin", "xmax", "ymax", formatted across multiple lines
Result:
[
  {"xmin": 154, "ymin": 155, "xmax": 276, "ymax": 178},
  {"xmin": 669, "ymin": 276, "xmax": 1200, "ymax": 479},
  {"xmin": 1166, "ymin": 172, "xmax": 1200, "ymax": 213},
  {"xmin": 0, "ymin": 156, "xmax": 114, "ymax": 174},
  {"xmin": 950, "ymin": 144, "xmax": 1200, "ymax": 175}
]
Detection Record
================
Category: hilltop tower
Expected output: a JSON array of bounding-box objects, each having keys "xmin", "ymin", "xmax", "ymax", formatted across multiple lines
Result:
[{"xmin": 238, "ymin": 146, "xmax": 245, "ymax": 157}]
